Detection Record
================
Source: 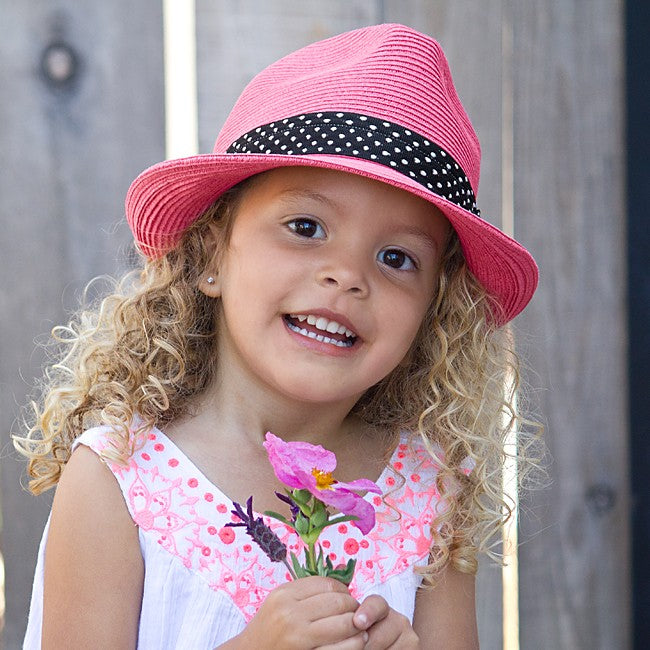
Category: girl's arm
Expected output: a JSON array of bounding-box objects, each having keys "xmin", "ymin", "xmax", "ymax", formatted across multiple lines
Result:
[
  {"xmin": 412, "ymin": 564, "xmax": 479, "ymax": 649},
  {"xmin": 42, "ymin": 445, "xmax": 144, "ymax": 649}
]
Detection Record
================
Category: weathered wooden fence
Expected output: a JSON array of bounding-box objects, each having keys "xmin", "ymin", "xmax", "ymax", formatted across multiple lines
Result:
[{"xmin": 0, "ymin": 1, "xmax": 629, "ymax": 648}]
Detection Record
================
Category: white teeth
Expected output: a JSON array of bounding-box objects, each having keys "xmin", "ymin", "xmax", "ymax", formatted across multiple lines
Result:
[
  {"xmin": 286, "ymin": 320, "xmax": 354, "ymax": 347},
  {"xmin": 325, "ymin": 321, "xmax": 339, "ymax": 334},
  {"xmin": 289, "ymin": 314, "xmax": 356, "ymax": 338}
]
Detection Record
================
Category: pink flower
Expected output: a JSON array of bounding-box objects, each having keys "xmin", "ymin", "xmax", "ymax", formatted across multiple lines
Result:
[{"xmin": 263, "ymin": 432, "xmax": 382, "ymax": 534}]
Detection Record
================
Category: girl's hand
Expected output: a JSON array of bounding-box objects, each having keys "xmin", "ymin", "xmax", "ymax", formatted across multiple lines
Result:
[
  {"xmin": 231, "ymin": 576, "xmax": 369, "ymax": 649},
  {"xmin": 353, "ymin": 595, "xmax": 420, "ymax": 649}
]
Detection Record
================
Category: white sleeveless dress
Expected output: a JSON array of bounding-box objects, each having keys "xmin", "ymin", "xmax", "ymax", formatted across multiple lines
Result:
[{"xmin": 24, "ymin": 425, "xmax": 456, "ymax": 649}]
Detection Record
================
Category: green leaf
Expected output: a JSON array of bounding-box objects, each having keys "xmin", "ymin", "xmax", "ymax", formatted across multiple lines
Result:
[
  {"xmin": 320, "ymin": 515, "xmax": 359, "ymax": 529},
  {"xmin": 311, "ymin": 507, "xmax": 328, "ymax": 528},
  {"xmin": 295, "ymin": 513, "xmax": 309, "ymax": 535},
  {"xmin": 292, "ymin": 489, "xmax": 312, "ymax": 505},
  {"xmin": 327, "ymin": 559, "xmax": 357, "ymax": 585},
  {"xmin": 304, "ymin": 529, "xmax": 321, "ymax": 545},
  {"xmin": 290, "ymin": 552, "xmax": 311, "ymax": 579},
  {"xmin": 263, "ymin": 510, "xmax": 292, "ymax": 526}
]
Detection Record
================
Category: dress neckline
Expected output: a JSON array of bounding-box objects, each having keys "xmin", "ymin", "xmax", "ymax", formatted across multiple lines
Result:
[{"xmin": 149, "ymin": 425, "xmax": 400, "ymax": 518}]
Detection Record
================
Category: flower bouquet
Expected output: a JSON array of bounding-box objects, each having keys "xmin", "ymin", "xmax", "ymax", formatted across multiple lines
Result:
[{"xmin": 227, "ymin": 433, "xmax": 381, "ymax": 585}]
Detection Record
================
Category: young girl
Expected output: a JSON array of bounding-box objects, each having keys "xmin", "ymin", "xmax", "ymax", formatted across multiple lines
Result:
[{"xmin": 17, "ymin": 23, "xmax": 539, "ymax": 649}]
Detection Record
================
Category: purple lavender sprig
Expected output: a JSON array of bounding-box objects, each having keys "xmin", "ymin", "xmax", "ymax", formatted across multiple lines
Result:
[
  {"xmin": 225, "ymin": 497, "xmax": 297, "ymax": 579},
  {"xmin": 274, "ymin": 491, "xmax": 300, "ymax": 520}
]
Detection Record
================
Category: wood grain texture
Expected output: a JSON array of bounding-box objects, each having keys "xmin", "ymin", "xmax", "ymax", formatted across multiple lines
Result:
[
  {"xmin": 513, "ymin": 1, "xmax": 630, "ymax": 647},
  {"xmin": 0, "ymin": 2, "xmax": 164, "ymax": 647}
]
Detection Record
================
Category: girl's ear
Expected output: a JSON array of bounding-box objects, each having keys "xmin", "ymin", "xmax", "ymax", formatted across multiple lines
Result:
[{"xmin": 198, "ymin": 222, "xmax": 225, "ymax": 298}]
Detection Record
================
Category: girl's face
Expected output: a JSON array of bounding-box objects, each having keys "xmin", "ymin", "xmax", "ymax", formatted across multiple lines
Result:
[{"xmin": 207, "ymin": 167, "xmax": 449, "ymax": 408}]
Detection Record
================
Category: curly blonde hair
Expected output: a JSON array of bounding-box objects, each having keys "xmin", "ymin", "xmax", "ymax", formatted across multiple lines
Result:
[{"xmin": 15, "ymin": 176, "xmax": 541, "ymax": 580}]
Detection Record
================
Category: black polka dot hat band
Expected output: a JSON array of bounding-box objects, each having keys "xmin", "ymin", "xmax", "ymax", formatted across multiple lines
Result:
[
  {"xmin": 227, "ymin": 112, "xmax": 480, "ymax": 217},
  {"xmin": 126, "ymin": 23, "xmax": 538, "ymax": 323}
]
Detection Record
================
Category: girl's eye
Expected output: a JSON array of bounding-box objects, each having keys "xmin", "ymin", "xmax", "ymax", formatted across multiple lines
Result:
[
  {"xmin": 287, "ymin": 218, "xmax": 325, "ymax": 239},
  {"xmin": 378, "ymin": 248, "xmax": 417, "ymax": 270}
]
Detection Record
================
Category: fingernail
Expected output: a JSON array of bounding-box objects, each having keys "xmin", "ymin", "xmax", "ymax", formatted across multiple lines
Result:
[
  {"xmin": 363, "ymin": 631, "xmax": 369, "ymax": 643},
  {"xmin": 356, "ymin": 613, "xmax": 368, "ymax": 627}
]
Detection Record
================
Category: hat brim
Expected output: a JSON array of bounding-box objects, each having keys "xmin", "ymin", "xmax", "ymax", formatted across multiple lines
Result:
[{"xmin": 126, "ymin": 152, "xmax": 538, "ymax": 323}]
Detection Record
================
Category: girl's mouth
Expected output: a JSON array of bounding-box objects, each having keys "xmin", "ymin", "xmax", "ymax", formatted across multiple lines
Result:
[{"xmin": 283, "ymin": 314, "xmax": 358, "ymax": 348}]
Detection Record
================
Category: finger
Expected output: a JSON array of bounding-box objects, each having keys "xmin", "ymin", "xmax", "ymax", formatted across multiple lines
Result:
[
  {"xmin": 304, "ymin": 591, "xmax": 359, "ymax": 621},
  {"xmin": 364, "ymin": 620, "xmax": 401, "ymax": 650},
  {"xmin": 309, "ymin": 612, "xmax": 362, "ymax": 646},
  {"xmin": 352, "ymin": 594, "xmax": 390, "ymax": 630},
  {"xmin": 364, "ymin": 613, "xmax": 415, "ymax": 650},
  {"xmin": 319, "ymin": 629, "xmax": 369, "ymax": 650}
]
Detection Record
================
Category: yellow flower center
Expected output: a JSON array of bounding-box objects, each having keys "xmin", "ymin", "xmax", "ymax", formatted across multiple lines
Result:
[{"xmin": 312, "ymin": 468, "xmax": 336, "ymax": 490}]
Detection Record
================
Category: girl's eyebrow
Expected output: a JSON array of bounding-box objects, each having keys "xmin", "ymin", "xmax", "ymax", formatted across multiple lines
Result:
[
  {"xmin": 392, "ymin": 225, "xmax": 440, "ymax": 253},
  {"xmin": 276, "ymin": 188, "xmax": 339, "ymax": 210}
]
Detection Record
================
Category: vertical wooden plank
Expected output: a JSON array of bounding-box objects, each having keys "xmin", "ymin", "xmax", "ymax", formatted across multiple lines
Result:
[
  {"xmin": 0, "ymin": 2, "xmax": 164, "ymax": 647},
  {"xmin": 513, "ymin": 1, "xmax": 630, "ymax": 648},
  {"xmin": 382, "ymin": 3, "xmax": 505, "ymax": 647}
]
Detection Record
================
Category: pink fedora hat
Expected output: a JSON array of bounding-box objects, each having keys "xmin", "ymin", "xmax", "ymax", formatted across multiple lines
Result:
[{"xmin": 126, "ymin": 23, "xmax": 537, "ymax": 323}]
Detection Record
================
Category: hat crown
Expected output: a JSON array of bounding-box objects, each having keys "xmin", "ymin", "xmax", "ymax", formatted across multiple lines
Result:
[{"xmin": 213, "ymin": 23, "xmax": 481, "ymax": 195}]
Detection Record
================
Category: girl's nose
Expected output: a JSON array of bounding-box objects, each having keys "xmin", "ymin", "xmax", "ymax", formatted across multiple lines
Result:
[{"xmin": 316, "ymin": 255, "xmax": 370, "ymax": 297}]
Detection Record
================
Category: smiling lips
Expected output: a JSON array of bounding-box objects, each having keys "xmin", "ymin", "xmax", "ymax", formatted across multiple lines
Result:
[{"xmin": 284, "ymin": 314, "xmax": 358, "ymax": 348}]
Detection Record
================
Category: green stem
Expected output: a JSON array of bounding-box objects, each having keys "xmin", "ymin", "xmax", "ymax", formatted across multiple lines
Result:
[{"xmin": 307, "ymin": 541, "xmax": 317, "ymax": 573}]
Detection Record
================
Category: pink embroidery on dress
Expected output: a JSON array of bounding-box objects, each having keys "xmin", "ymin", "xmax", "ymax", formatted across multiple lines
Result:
[{"xmin": 80, "ymin": 427, "xmax": 446, "ymax": 623}]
